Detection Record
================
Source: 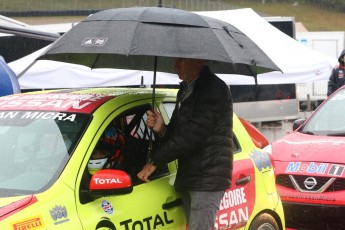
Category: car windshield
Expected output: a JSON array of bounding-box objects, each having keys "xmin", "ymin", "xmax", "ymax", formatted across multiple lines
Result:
[
  {"xmin": 302, "ymin": 88, "xmax": 345, "ymax": 136},
  {"xmin": 0, "ymin": 111, "xmax": 90, "ymax": 197}
]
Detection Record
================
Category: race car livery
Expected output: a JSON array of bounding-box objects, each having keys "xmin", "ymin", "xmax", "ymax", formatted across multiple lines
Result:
[
  {"xmin": 0, "ymin": 88, "xmax": 284, "ymax": 230},
  {"xmin": 269, "ymin": 85, "xmax": 345, "ymax": 229}
]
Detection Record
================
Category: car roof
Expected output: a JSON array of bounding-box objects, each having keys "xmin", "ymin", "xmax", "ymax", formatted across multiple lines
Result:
[{"xmin": 0, "ymin": 87, "xmax": 177, "ymax": 114}]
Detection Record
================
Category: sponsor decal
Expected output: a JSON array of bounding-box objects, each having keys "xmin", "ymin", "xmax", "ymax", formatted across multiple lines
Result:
[
  {"xmin": 0, "ymin": 195, "xmax": 38, "ymax": 221},
  {"xmin": 120, "ymin": 211, "xmax": 173, "ymax": 229},
  {"xmin": 0, "ymin": 111, "xmax": 77, "ymax": 122},
  {"xmin": 11, "ymin": 216, "xmax": 45, "ymax": 230},
  {"xmin": 249, "ymin": 149, "xmax": 272, "ymax": 171},
  {"xmin": 50, "ymin": 205, "xmax": 70, "ymax": 225},
  {"xmin": 286, "ymin": 162, "xmax": 345, "ymax": 177},
  {"xmin": 216, "ymin": 188, "xmax": 249, "ymax": 229},
  {"xmin": 329, "ymin": 164, "xmax": 345, "ymax": 176},
  {"xmin": 279, "ymin": 192, "xmax": 336, "ymax": 202},
  {"xmin": 0, "ymin": 94, "xmax": 112, "ymax": 113},
  {"xmin": 82, "ymin": 37, "xmax": 108, "ymax": 46},
  {"xmin": 102, "ymin": 200, "xmax": 114, "ymax": 214},
  {"xmin": 92, "ymin": 177, "xmax": 123, "ymax": 186}
]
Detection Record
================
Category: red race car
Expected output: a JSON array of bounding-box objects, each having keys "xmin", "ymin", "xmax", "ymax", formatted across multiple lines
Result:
[{"xmin": 268, "ymin": 85, "xmax": 345, "ymax": 229}]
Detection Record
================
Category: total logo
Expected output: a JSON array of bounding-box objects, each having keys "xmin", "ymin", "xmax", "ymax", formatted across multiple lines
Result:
[{"xmin": 93, "ymin": 177, "xmax": 123, "ymax": 185}]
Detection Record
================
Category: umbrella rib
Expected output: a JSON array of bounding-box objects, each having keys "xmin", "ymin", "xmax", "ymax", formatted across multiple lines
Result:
[
  {"xmin": 219, "ymin": 25, "xmax": 260, "ymax": 78},
  {"xmin": 147, "ymin": 56, "xmax": 158, "ymax": 163},
  {"xmin": 250, "ymin": 60, "xmax": 258, "ymax": 85},
  {"xmin": 90, "ymin": 54, "xmax": 101, "ymax": 69},
  {"xmin": 223, "ymin": 26, "xmax": 243, "ymax": 48},
  {"xmin": 126, "ymin": 8, "xmax": 149, "ymax": 56}
]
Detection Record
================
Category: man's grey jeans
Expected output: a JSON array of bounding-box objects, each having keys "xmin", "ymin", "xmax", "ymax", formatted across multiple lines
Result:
[{"xmin": 179, "ymin": 190, "xmax": 225, "ymax": 230}]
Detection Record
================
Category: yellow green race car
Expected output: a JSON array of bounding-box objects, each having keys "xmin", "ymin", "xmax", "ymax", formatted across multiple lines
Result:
[{"xmin": 0, "ymin": 88, "xmax": 284, "ymax": 230}]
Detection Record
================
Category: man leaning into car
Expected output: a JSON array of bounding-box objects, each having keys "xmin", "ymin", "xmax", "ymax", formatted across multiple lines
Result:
[{"xmin": 137, "ymin": 58, "xmax": 233, "ymax": 230}]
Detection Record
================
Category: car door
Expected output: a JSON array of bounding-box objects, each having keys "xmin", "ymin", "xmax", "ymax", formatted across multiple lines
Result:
[
  {"xmin": 162, "ymin": 101, "xmax": 258, "ymax": 229},
  {"xmin": 215, "ymin": 134, "xmax": 257, "ymax": 229},
  {"xmin": 76, "ymin": 102, "xmax": 185, "ymax": 230}
]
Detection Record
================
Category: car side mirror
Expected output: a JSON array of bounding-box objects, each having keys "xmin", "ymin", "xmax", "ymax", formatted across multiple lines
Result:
[
  {"xmin": 293, "ymin": 119, "xmax": 306, "ymax": 131},
  {"xmin": 88, "ymin": 169, "xmax": 133, "ymax": 197}
]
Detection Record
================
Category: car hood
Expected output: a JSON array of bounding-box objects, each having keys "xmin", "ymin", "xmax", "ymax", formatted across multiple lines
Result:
[{"xmin": 271, "ymin": 132, "xmax": 345, "ymax": 163}]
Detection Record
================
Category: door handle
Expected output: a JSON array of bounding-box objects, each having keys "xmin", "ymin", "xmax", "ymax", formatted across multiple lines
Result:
[
  {"xmin": 162, "ymin": 198, "xmax": 182, "ymax": 210},
  {"xmin": 236, "ymin": 176, "xmax": 251, "ymax": 185}
]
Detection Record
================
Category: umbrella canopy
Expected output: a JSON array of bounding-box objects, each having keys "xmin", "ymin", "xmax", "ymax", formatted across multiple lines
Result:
[{"xmin": 37, "ymin": 7, "xmax": 280, "ymax": 76}]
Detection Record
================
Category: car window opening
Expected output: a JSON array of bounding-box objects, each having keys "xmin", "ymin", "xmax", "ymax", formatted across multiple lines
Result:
[{"xmin": 80, "ymin": 104, "xmax": 169, "ymax": 204}]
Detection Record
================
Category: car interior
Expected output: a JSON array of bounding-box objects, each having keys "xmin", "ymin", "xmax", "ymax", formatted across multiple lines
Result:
[{"xmin": 80, "ymin": 104, "xmax": 169, "ymax": 203}]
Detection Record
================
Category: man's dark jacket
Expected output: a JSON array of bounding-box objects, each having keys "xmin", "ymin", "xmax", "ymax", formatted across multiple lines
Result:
[
  {"xmin": 327, "ymin": 65, "xmax": 345, "ymax": 96},
  {"xmin": 328, "ymin": 49, "xmax": 345, "ymax": 96},
  {"xmin": 152, "ymin": 66, "xmax": 233, "ymax": 192}
]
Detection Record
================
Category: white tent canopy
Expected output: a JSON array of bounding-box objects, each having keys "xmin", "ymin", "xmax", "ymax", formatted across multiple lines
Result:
[
  {"xmin": 197, "ymin": 8, "xmax": 337, "ymax": 84},
  {"xmin": 10, "ymin": 45, "xmax": 180, "ymax": 89},
  {"xmin": 9, "ymin": 8, "xmax": 337, "ymax": 89}
]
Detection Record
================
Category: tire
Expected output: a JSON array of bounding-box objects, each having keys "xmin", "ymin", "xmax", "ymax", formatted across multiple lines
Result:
[{"xmin": 248, "ymin": 213, "xmax": 280, "ymax": 230}]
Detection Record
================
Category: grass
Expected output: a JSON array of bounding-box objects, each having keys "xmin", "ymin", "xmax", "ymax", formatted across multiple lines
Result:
[
  {"xmin": 3, "ymin": 0, "xmax": 345, "ymax": 31},
  {"xmin": 230, "ymin": 1, "xmax": 345, "ymax": 31}
]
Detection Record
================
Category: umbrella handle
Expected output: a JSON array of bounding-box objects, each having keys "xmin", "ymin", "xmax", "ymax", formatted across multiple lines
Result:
[
  {"xmin": 146, "ymin": 141, "xmax": 153, "ymax": 162},
  {"xmin": 147, "ymin": 56, "xmax": 158, "ymax": 163}
]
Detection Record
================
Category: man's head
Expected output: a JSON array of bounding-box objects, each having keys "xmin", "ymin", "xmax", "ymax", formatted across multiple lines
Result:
[
  {"xmin": 338, "ymin": 49, "xmax": 345, "ymax": 64},
  {"xmin": 174, "ymin": 58, "xmax": 206, "ymax": 83}
]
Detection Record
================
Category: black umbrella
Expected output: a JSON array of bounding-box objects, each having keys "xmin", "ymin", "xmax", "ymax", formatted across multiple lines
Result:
[
  {"xmin": 36, "ymin": 7, "xmax": 281, "ymax": 159},
  {"xmin": 37, "ymin": 7, "xmax": 280, "ymax": 77}
]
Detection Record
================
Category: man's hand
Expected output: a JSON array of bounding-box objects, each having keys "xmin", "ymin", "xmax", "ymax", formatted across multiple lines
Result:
[
  {"xmin": 137, "ymin": 163, "xmax": 157, "ymax": 182},
  {"xmin": 146, "ymin": 108, "xmax": 166, "ymax": 136}
]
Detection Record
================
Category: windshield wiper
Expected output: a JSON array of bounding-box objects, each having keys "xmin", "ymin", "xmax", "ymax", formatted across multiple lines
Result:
[
  {"xmin": 327, "ymin": 132, "xmax": 345, "ymax": 136},
  {"xmin": 300, "ymin": 130, "xmax": 315, "ymax": 135}
]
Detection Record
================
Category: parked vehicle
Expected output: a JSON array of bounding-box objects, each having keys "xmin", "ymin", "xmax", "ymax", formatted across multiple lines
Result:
[
  {"xmin": 269, "ymin": 85, "xmax": 345, "ymax": 229},
  {"xmin": 0, "ymin": 88, "xmax": 284, "ymax": 230}
]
